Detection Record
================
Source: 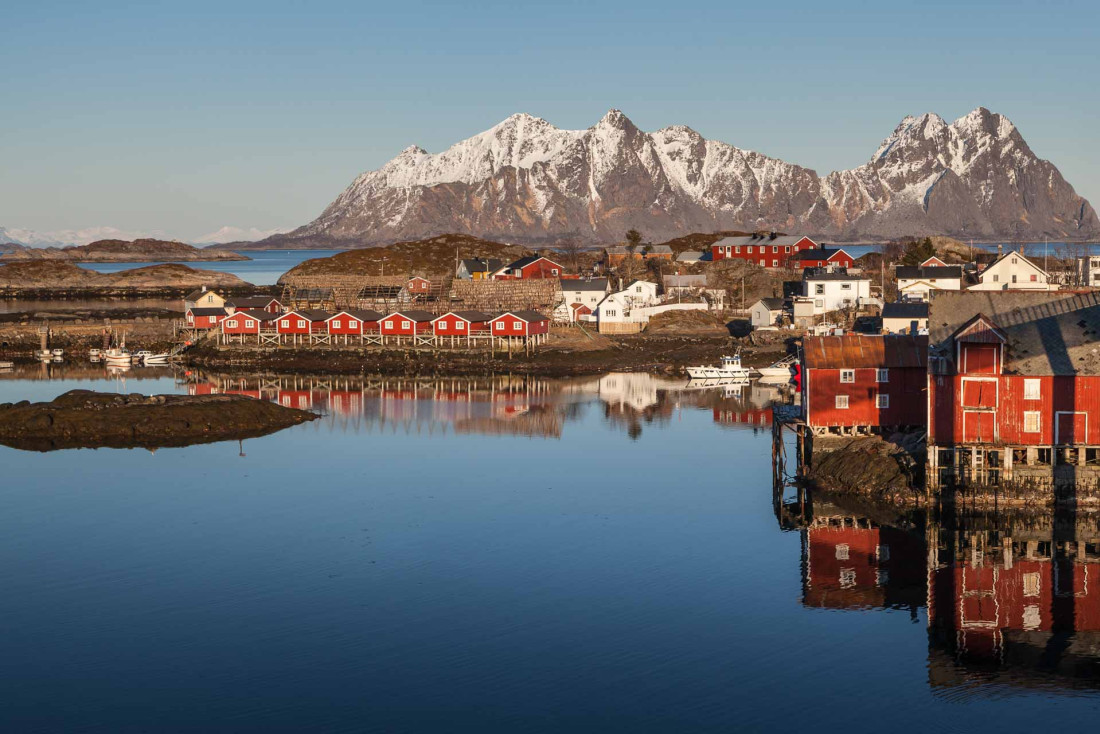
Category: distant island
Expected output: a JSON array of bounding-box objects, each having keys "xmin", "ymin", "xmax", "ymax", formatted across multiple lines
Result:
[
  {"xmin": 0, "ymin": 238, "xmax": 250, "ymax": 262},
  {"xmin": 0, "ymin": 261, "xmax": 250, "ymax": 290}
]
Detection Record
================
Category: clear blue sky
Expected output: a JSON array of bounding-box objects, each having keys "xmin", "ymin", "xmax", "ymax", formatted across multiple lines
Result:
[{"xmin": 2, "ymin": 0, "xmax": 1097, "ymax": 241}]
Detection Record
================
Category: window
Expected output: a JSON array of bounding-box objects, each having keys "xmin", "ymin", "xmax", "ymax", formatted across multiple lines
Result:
[
  {"xmin": 836, "ymin": 395, "xmax": 849, "ymax": 409},
  {"xmin": 332, "ymin": 320, "xmax": 341, "ymax": 328},
  {"xmin": 1023, "ymin": 572, "xmax": 1041, "ymax": 597},
  {"xmin": 1012, "ymin": 274, "xmax": 1018, "ymax": 283},
  {"xmin": 636, "ymin": 286, "xmax": 642, "ymax": 293},
  {"xmin": 456, "ymin": 322, "xmax": 465, "ymax": 330},
  {"xmin": 772, "ymin": 260, "xmax": 778, "ymax": 267},
  {"xmin": 993, "ymin": 274, "xmax": 999, "ymax": 282},
  {"xmin": 815, "ymin": 284, "xmax": 825, "ymax": 295},
  {"xmin": 1023, "ymin": 605, "xmax": 1041, "ymax": 630},
  {"xmin": 438, "ymin": 320, "xmax": 448, "ymax": 329},
  {"xmin": 733, "ymin": 246, "xmax": 739, "ymax": 254},
  {"xmin": 877, "ymin": 394, "xmax": 889, "ymax": 409},
  {"xmin": 207, "ymin": 295, "xmax": 215, "ymax": 303},
  {"xmin": 747, "ymin": 246, "xmax": 753, "ymax": 254},
  {"xmin": 835, "ymin": 544, "xmax": 850, "ymax": 560},
  {"xmin": 495, "ymin": 322, "xmax": 503, "ymax": 331},
  {"xmin": 245, "ymin": 320, "xmax": 254, "ymax": 328},
  {"xmin": 840, "ymin": 370, "xmax": 855, "ymax": 383},
  {"xmin": 1024, "ymin": 379, "xmax": 1040, "ymax": 400},
  {"xmin": 551, "ymin": 269, "xmax": 559, "ymax": 275},
  {"xmin": 772, "ymin": 246, "xmax": 778, "ymax": 253},
  {"xmin": 1024, "ymin": 411, "xmax": 1041, "ymax": 432},
  {"xmin": 839, "ymin": 569, "xmax": 856, "ymax": 588},
  {"xmin": 876, "ymin": 369, "xmax": 889, "ymax": 383},
  {"xmin": 785, "ymin": 246, "xmax": 791, "ymax": 253},
  {"xmin": 281, "ymin": 320, "xmax": 290, "ymax": 328},
  {"xmin": 841, "ymin": 283, "xmax": 852, "ymax": 290},
  {"xmin": 1030, "ymin": 274, "xmax": 1037, "ymax": 282},
  {"xmin": 226, "ymin": 320, "xmax": 237, "ymax": 328},
  {"xmin": 402, "ymin": 320, "xmax": 411, "ymax": 329},
  {"xmin": 297, "ymin": 320, "xmax": 306, "ymax": 328},
  {"xmin": 384, "ymin": 320, "xmax": 392, "ymax": 329}
]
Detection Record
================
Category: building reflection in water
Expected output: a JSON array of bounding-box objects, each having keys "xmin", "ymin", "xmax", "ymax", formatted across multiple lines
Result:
[
  {"xmin": 182, "ymin": 371, "xmax": 798, "ymax": 440},
  {"xmin": 777, "ymin": 488, "xmax": 1100, "ymax": 691}
]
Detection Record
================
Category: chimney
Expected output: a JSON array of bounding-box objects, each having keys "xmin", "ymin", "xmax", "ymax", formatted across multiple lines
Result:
[
  {"xmin": 202, "ymin": 285, "xmax": 207, "ymax": 292},
  {"xmin": 997, "ymin": 244, "xmax": 1003, "ymax": 256}
]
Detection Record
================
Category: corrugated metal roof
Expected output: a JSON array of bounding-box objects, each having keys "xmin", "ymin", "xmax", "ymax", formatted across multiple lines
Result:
[{"xmin": 803, "ymin": 334, "xmax": 928, "ymax": 369}]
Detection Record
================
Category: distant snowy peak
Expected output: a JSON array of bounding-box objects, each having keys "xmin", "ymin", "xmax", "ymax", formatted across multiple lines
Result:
[
  {"xmin": 194, "ymin": 226, "xmax": 289, "ymax": 244},
  {"xmin": 0, "ymin": 226, "xmax": 166, "ymax": 248},
  {"xmin": 270, "ymin": 107, "xmax": 1099, "ymax": 245}
]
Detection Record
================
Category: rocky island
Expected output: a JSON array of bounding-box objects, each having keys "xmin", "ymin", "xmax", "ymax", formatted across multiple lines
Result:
[
  {"xmin": 0, "ymin": 261, "xmax": 250, "ymax": 291},
  {"xmin": 0, "ymin": 390, "xmax": 317, "ymax": 451},
  {"xmin": 0, "ymin": 238, "xmax": 249, "ymax": 262}
]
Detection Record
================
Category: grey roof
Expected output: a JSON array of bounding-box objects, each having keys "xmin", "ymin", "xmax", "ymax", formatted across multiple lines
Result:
[
  {"xmin": 756, "ymin": 297, "xmax": 786, "ymax": 311},
  {"xmin": 882, "ymin": 302, "xmax": 929, "ymax": 320},
  {"xmin": 500, "ymin": 310, "xmax": 549, "ymax": 322},
  {"xmin": 713, "ymin": 235, "xmax": 812, "ymax": 249},
  {"xmin": 298, "ymin": 309, "xmax": 333, "ymax": 321},
  {"xmin": 663, "ymin": 274, "xmax": 708, "ymax": 287},
  {"xmin": 441, "ymin": 310, "xmax": 492, "ymax": 322},
  {"xmin": 802, "ymin": 267, "xmax": 867, "ymax": 282},
  {"xmin": 675, "ymin": 250, "xmax": 704, "ymax": 262},
  {"xmin": 185, "ymin": 288, "xmax": 221, "ymax": 301},
  {"xmin": 795, "ymin": 248, "xmax": 849, "ymax": 261},
  {"xmin": 896, "ymin": 265, "xmax": 963, "ymax": 280},
  {"xmin": 328, "ymin": 309, "xmax": 385, "ymax": 322},
  {"xmin": 460, "ymin": 258, "xmax": 503, "ymax": 273},
  {"xmin": 232, "ymin": 309, "xmax": 279, "ymax": 322},
  {"xmin": 188, "ymin": 307, "xmax": 226, "ymax": 317},
  {"xmin": 564, "ymin": 278, "xmax": 609, "ymax": 292},
  {"xmin": 646, "ymin": 245, "xmax": 673, "ymax": 254},
  {"xmin": 505, "ymin": 255, "xmax": 560, "ymax": 270},
  {"xmin": 385, "ymin": 309, "xmax": 436, "ymax": 322},
  {"xmin": 928, "ymin": 291, "xmax": 1100, "ymax": 375},
  {"xmin": 226, "ymin": 295, "xmax": 280, "ymax": 308}
]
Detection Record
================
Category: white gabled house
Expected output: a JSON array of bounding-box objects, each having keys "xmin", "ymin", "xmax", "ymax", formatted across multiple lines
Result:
[
  {"xmin": 801, "ymin": 268, "xmax": 872, "ymax": 314},
  {"xmin": 968, "ymin": 252, "xmax": 1058, "ymax": 291}
]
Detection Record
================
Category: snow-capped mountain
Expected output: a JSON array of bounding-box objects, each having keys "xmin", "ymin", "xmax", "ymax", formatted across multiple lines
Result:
[
  {"xmin": 269, "ymin": 108, "xmax": 1097, "ymax": 246},
  {"xmin": 0, "ymin": 226, "xmax": 166, "ymax": 248},
  {"xmin": 194, "ymin": 226, "xmax": 289, "ymax": 244}
]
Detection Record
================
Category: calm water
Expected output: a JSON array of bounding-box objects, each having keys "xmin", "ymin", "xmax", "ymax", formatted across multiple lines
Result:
[
  {"xmin": 1, "ymin": 369, "xmax": 1099, "ymax": 731},
  {"xmin": 81, "ymin": 250, "xmax": 344, "ymax": 286}
]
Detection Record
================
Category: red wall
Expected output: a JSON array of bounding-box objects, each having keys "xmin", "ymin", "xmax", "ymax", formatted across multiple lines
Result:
[
  {"xmin": 188, "ymin": 312, "xmax": 225, "ymax": 329},
  {"xmin": 490, "ymin": 316, "xmax": 549, "ymax": 336},
  {"xmin": 806, "ymin": 366, "xmax": 927, "ymax": 428},
  {"xmin": 276, "ymin": 313, "xmax": 313, "ymax": 335},
  {"xmin": 712, "ymin": 236, "xmax": 815, "ymax": 265},
  {"xmin": 326, "ymin": 315, "xmax": 363, "ymax": 335},
  {"xmin": 931, "ymin": 374, "xmax": 1100, "ymax": 445},
  {"xmin": 222, "ymin": 315, "xmax": 262, "ymax": 334},
  {"xmin": 380, "ymin": 314, "xmax": 431, "ymax": 335},
  {"xmin": 433, "ymin": 315, "xmax": 477, "ymax": 336}
]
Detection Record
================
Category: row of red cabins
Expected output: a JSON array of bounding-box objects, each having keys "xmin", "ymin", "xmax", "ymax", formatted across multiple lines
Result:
[
  {"xmin": 801, "ymin": 290, "xmax": 1100, "ymax": 489},
  {"xmin": 214, "ymin": 308, "xmax": 550, "ymax": 340}
]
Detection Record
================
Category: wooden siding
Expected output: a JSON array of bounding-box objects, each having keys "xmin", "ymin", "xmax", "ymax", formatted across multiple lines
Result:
[{"xmin": 806, "ymin": 366, "xmax": 926, "ymax": 427}]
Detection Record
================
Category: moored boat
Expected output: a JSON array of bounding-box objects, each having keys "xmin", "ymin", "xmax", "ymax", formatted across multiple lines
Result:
[
  {"xmin": 686, "ymin": 352, "xmax": 756, "ymax": 380},
  {"xmin": 103, "ymin": 348, "xmax": 132, "ymax": 367},
  {"xmin": 756, "ymin": 354, "xmax": 798, "ymax": 379}
]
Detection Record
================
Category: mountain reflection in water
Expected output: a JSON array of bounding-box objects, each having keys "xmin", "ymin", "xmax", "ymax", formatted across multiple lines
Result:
[
  {"xmin": 183, "ymin": 371, "xmax": 797, "ymax": 440},
  {"xmin": 778, "ymin": 487, "xmax": 1100, "ymax": 693}
]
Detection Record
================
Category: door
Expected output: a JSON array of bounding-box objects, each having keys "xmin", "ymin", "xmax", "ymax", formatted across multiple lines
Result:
[
  {"xmin": 962, "ymin": 379, "xmax": 997, "ymax": 408},
  {"xmin": 963, "ymin": 411, "xmax": 996, "ymax": 443},
  {"xmin": 1056, "ymin": 412, "xmax": 1087, "ymax": 444}
]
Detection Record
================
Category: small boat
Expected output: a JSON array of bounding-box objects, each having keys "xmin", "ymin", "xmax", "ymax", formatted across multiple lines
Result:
[
  {"xmin": 36, "ymin": 349, "xmax": 52, "ymax": 361},
  {"xmin": 686, "ymin": 352, "xmax": 756, "ymax": 380},
  {"xmin": 0, "ymin": 360, "xmax": 14, "ymax": 370},
  {"xmin": 756, "ymin": 354, "xmax": 798, "ymax": 379},
  {"xmin": 88, "ymin": 348, "xmax": 102, "ymax": 359},
  {"xmin": 134, "ymin": 350, "xmax": 152, "ymax": 361},
  {"xmin": 51, "ymin": 348, "xmax": 64, "ymax": 357},
  {"xmin": 142, "ymin": 353, "xmax": 170, "ymax": 365},
  {"xmin": 51, "ymin": 356, "xmax": 63, "ymax": 363},
  {"xmin": 103, "ymin": 348, "xmax": 132, "ymax": 367}
]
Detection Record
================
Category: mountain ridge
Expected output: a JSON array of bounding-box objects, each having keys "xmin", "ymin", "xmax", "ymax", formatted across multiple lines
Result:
[{"xmin": 261, "ymin": 107, "xmax": 1098, "ymax": 247}]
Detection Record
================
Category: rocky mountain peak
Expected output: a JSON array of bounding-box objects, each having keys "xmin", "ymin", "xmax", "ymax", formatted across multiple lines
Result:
[{"xmin": 269, "ymin": 108, "xmax": 1098, "ymax": 247}]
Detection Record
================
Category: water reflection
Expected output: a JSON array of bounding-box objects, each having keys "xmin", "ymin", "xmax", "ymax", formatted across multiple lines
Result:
[
  {"xmin": 181, "ymin": 370, "xmax": 800, "ymax": 440},
  {"xmin": 777, "ymin": 487, "xmax": 1100, "ymax": 691}
]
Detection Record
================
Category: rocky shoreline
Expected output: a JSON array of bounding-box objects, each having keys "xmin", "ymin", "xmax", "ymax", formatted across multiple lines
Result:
[{"xmin": 0, "ymin": 390, "xmax": 317, "ymax": 451}]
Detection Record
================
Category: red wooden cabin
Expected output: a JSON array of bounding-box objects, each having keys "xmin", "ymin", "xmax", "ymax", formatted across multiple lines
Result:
[
  {"xmin": 432, "ymin": 310, "xmax": 491, "ymax": 336},
  {"xmin": 493, "ymin": 256, "xmax": 565, "ymax": 280},
  {"xmin": 324, "ymin": 310, "xmax": 384, "ymax": 335},
  {"xmin": 186, "ymin": 307, "xmax": 228, "ymax": 329},
  {"xmin": 379, "ymin": 310, "xmax": 435, "ymax": 336},
  {"xmin": 276, "ymin": 311, "xmax": 315, "ymax": 336},
  {"xmin": 220, "ymin": 310, "xmax": 276, "ymax": 335},
  {"xmin": 790, "ymin": 247, "xmax": 854, "ymax": 270},
  {"xmin": 407, "ymin": 276, "xmax": 432, "ymax": 295},
  {"xmin": 489, "ymin": 311, "xmax": 551, "ymax": 338},
  {"xmin": 711, "ymin": 235, "xmax": 816, "ymax": 266},
  {"xmin": 802, "ymin": 334, "xmax": 928, "ymax": 433}
]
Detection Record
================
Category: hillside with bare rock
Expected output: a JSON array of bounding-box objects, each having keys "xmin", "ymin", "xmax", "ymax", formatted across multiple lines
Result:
[
  {"xmin": 0, "ymin": 261, "xmax": 249, "ymax": 290},
  {"xmin": 0, "ymin": 238, "xmax": 249, "ymax": 262},
  {"xmin": 280, "ymin": 233, "xmax": 529, "ymax": 280}
]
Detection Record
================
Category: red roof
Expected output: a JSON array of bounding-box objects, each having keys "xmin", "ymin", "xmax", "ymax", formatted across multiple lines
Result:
[{"xmin": 803, "ymin": 334, "xmax": 928, "ymax": 369}]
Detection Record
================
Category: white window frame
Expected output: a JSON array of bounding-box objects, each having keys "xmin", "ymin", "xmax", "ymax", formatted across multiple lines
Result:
[
  {"xmin": 876, "ymin": 394, "xmax": 889, "ymax": 409},
  {"xmin": 1023, "ymin": 378, "xmax": 1041, "ymax": 400},
  {"xmin": 494, "ymin": 321, "xmax": 504, "ymax": 331},
  {"xmin": 835, "ymin": 544, "xmax": 850, "ymax": 560},
  {"xmin": 840, "ymin": 369, "xmax": 855, "ymax": 383},
  {"xmin": 402, "ymin": 320, "xmax": 412, "ymax": 329},
  {"xmin": 297, "ymin": 320, "xmax": 306, "ymax": 329},
  {"xmin": 876, "ymin": 368, "xmax": 889, "ymax": 383},
  {"xmin": 836, "ymin": 395, "xmax": 849, "ymax": 409},
  {"xmin": 332, "ymin": 320, "xmax": 341, "ymax": 329},
  {"xmin": 384, "ymin": 320, "xmax": 393, "ymax": 329},
  {"xmin": 226, "ymin": 320, "xmax": 237, "ymax": 328},
  {"xmin": 281, "ymin": 320, "xmax": 291, "ymax": 328},
  {"xmin": 1023, "ymin": 411, "xmax": 1041, "ymax": 433}
]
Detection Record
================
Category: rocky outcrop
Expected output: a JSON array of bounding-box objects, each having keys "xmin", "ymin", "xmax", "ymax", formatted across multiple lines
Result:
[
  {"xmin": 261, "ymin": 108, "xmax": 1097, "ymax": 247},
  {"xmin": 0, "ymin": 238, "xmax": 249, "ymax": 262},
  {"xmin": 0, "ymin": 390, "xmax": 317, "ymax": 451},
  {"xmin": 0, "ymin": 261, "xmax": 249, "ymax": 290}
]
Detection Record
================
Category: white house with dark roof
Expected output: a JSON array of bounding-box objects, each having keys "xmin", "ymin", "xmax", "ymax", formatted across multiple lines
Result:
[
  {"xmin": 896, "ymin": 265, "xmax": 964, "ymax": 302},
  {"xmin": 881, "ymin": 301, "xmax": 929, "ymax": 334}
]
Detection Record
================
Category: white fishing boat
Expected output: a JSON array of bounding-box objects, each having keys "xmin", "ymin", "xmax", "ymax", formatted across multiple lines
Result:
[
  {"xmin": 103, "ymin": 348, "xmax": 132, "ymax": 367},
  {"xmin": 36, "ymin": 349, "xmax": 52, "ymax": 361},
  {"xmin": 134, "ymin": 350, "xmax": 152, "ymax": 361},
  {"xmin": 142, "ymin": 353, "xmax": 170, "ymax": 365},
  {"xmin": 756, "ymin": 354, "xmax": 798, "ymax": 379},
  {"xmin": 686, "ymin": 352, "xmax": 756, "ymax": 380}
]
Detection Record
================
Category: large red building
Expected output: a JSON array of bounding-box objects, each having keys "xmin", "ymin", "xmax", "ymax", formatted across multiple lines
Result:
[
  {"xmin": 926, "ymin": 291, "xmax": 1100, "ymax": 488},
  {"xmin": 802, "ymin": 334, "xmax": 928, "ymax": 433},
  {"xmin": 493, "ymin": 256, "xmax": 565, "ymax": 280},
  {"xmin": 185, "ymin": 307, "xmax": 228, "ymax": 329},
  {"xmin": 790, "ymin": 247, "xmax": 855, "ymax": 270},
  {"xmin": 711, "ymin": 235, "xmax": 817, "ymax": 267}
]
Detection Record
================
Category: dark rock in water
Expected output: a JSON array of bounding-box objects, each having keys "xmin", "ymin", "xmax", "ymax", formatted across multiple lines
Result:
[
  {"xmin": 806, "ymin": 434, "xmax": 926, "ymax": 505},
  {"xmin": 0, "ymin": 389, "xmax": 317, "ymax": 452}
]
